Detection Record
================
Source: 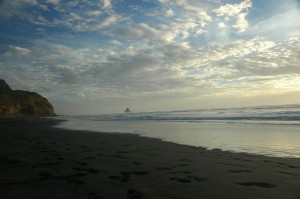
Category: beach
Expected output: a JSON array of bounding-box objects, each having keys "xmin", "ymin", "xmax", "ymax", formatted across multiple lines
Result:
[{"xmin": 0, "ymin": 118, "xmax": 300, "ymax": 199}]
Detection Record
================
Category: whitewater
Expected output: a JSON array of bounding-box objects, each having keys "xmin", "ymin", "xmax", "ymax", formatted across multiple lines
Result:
[{"xmin": 56, "ymin": 104, "xmax": 300, "ymax": 158}]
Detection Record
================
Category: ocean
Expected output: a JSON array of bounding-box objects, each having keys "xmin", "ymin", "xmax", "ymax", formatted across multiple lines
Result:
[{"xmin": 56, "ymin": 104, "xmax": 300, "ymax": 158}]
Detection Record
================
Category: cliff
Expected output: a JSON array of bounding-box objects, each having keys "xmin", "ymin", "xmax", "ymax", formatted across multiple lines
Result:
[
  {"xmin": 0, "ymin": 80, "xmax": 56, "ymax": 117},
  {"xmin": 0, "ymin": 79, "xmax": 11, "ymax": 91}
]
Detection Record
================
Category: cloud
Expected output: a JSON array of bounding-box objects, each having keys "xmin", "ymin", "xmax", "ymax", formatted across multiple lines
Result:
[
  {"xmin": 187, "ymin": 37, "xmax": 276, "ymax": 69},
  {"xmin": 165, "ymin": 9, "xmax": 174, "ymax": 17},
  {"xmin": 94, "ymin": 14, "xmax": 120, "ymax": 30},
  {"xmin": 51, "ymin": 65, "xmax": 81, "ymax": 84},
  {"xmin": 78, "ymin": 36, "xmax": 298, "ymax": 98},
  {"xmin": 1, "ymin": 0, "xmax": 123, "ymax": 33},
  {"xmin": 102, "ymin": 0, "xmax": 112, "ymax": 9},
  {"xmin": 37, "ymin": 7, "xmax": 123, "ymax": 32},
  {"xmin": 46, "ymin": 0, "xmax": 60, "ymax": 5},
  {"xmin": 111, "ymin": 40, "xmax": 122, "ymax": 46},
  {"xmin": 4, "ymin": 45, "xmax": 31, "ymax": 56},
  {"xmin": 139, "ymin": 23, "xmax": 177, "ymax": 42},
  {"xmin": 21, "ymin": 39, "xmax": 189, "ymax": 98},
  {"xmin": 218, "ymin": 22, "xmax": 226, "ymax": 29},
  {"xmin": 1, "ymin": 0, "xmax": 300, "ymax": 112},
  {"xmin": 1, "ymin": 33, "xmax": 300, "ymax": 107},
  {"xmin": 105, "ymin": 19, "xmax": 202, "ymax": 46},
  {"xmin": 104, "ymin": 23, "xmax": 171, "ymax": 43},
  {"xmin": 214, "ymin": 0, "xmax": 252, "ymax": 32},
  {"xmin": 232, "ymin": 12, "xmax": 249, "ymax": 32},
  {"xmin": 156, "ymin": 0, "xmax": 253, "ymax": 40},
  {"xmin": 189, "ymin": 37, "xmax": 300, "ymax": 97},
  {"xmin": 87, "ymin": 10, "xmax": 102, "ymax": 16},
  {"xmin": 0, "ymin": 0, "xmax": 37, "ymax": 17},
  {"xmin": 214, "ymin": 0, "xmax": 252, "ymax": 17},
  {"xmin": 250, "ymin": 7, "xmax": 300, "ymax": 39},
  {"xmin": 232, "ymin": 38, "xmax": 300, "ymax": 76},
  {"xmin": 159, "ymin": 0, "xmax": 213, "ymax": 25}
]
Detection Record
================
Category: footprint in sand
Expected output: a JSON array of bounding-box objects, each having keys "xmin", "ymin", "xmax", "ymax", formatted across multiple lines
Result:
[
  {"xmin": 132, "ymin": 161, "xmax": 142, "ymax": 165},
  {"xmin": 237, "ymin": 182, "xmax": 276, "ymax": 188},
  {"xmin": 86, "ymin": 168, "xmax": 100, "ymax": 174},
  {"xmin": 287, "ymin": 165, "xmax": 300, "ymax": 169},
  {"xmin": 73, "ymin": 167, "xmax": 100, "ymax": 175},
  {"xmin": 117, "ymin": 151, "xmax": 128, "ymax": 154},
  {"xmin": 38, "ymin": 171, "xmax": 87, "ymax": 185},
  {"xmin": 147, "ymin": 154, "xmax": 158, "ymax": 157},
  {"xmin": 168, "ymin": 170, "xmax": 192, "ymax": 175},
  {"xmin": 88, "ymin": 192, "xmax": 101, "ymax": 199},
  {"xmin": 170, "ymin": 177, "xmax": 192, "ymax": 183},
  {"xmin": 279, "ymin": 171, "xmax": 300, "ymax": 176},
  {"xmin": 68, "ymin": 179, "xmax": 85, "ymax": 185},
  {"xmin": 170, "ymin": 175, "xmax": 206, "ymax": 183},
  {"xmin": 108, "ymin": 175, "xmax": 130, "ymax": 183},
  {"xmin": 178, "ymin": 163, "xmax": 189, "ymax": 167},
  {"xmin": 156, "ymin": 167, "xmax": 173, "ymax": 171},
  {"xmin": 229, "ymin": 169, "xmax": 252, "ymax": 174},
  {"xmin": 263, "ymin": 160, "xmax": 272, "ymax": 163},
  {"xmin": 187, "ymin": 175, "xmax": 206, "ymax": 182},
  {"xmin": 178, "ymin": 158, "xmax": 191, "ymax": 162},
  {"xmin": 82, "ymin": 156, "xmax": 95, "ymax": 160},
  {"xmin": 76, "ymin": 161, "xmax": 88, "ymax": 166},
  {"xmin": 109, "ymin": 154, "xmax": 128, "ymax": 159},
  {"xmin": 127, "ymin": 189, "xmax": 144, "ymax": 199},
  {"xmin": 108, "ymin": 171, "xmax": 149, "ymax": 183}
]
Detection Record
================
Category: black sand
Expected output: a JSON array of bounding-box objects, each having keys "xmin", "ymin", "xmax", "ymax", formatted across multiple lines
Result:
[{"xmin": 0, "ymin": 118, "xmax": 300, "ymax": 198}]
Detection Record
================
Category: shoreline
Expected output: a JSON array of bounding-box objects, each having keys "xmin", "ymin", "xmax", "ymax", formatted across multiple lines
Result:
[
  {"xmin": 56, "ymin": 118, "xmax": 300, "ymax": 159},
  {"xmin": 1, "ymin": 118, "xmax": 300, "ymax": 198}
]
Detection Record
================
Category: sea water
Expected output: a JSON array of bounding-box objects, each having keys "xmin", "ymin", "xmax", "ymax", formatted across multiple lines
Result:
[{"xmin": 56, "ymin": 104, "xmax": 300, "ymax": 158}]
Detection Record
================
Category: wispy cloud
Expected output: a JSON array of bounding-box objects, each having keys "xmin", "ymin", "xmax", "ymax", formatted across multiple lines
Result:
[
  {"xmin": 0, "ymin": 0, "xmax": 37, "ymax": 17},
  {"xmin": 250, "ymin": 8, "xmax": 300, "ymax": 39},
  {"xmin": 159, "ymin": 0, "xmax": 213, "ymax": 23},
  {"xmin": 4, "ymin": 45, "xmax": 31, "ymax": 57},
  {"xmin": 46, "ymin": 0, "xmax": 60, "ymax": 5}
]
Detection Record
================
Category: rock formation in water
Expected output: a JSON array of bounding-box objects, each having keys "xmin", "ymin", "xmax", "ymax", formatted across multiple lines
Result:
[
  {"xmin": 0, "ymin": 79, "xmax": 56, "ymax": 117},
  {"xmin": 125, "ymin": 108, "xmax": 131, "ymax": 113}
]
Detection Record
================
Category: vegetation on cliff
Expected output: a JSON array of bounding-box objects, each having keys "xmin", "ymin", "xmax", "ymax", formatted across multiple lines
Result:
[{"xmin": 0, "ymin": 80, "xmax": 56, "ymax": 117}]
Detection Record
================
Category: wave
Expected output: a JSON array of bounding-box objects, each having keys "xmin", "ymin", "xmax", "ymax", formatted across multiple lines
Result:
[
  {"xmin": 65, "ymin": 104, "xmax": 300, "ymax": 124},
  {"xmin": 58, "ymin": 104, "xmax": 300, "ymax": 158}
]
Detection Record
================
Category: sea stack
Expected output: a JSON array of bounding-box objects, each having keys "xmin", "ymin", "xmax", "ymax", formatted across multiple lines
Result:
[
  {"xmin": 0, "ymin": 79, "xmax": 56, "ymax": 117},
  {"xmin": 125, "ymin": 108, "xmax": 131, "ymax": 113}
]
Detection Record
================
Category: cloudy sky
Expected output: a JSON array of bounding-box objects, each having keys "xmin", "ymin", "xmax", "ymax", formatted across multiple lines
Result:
[{"xmin": 0, "ymin": 0, "xmax": 300, "ymax": 115}]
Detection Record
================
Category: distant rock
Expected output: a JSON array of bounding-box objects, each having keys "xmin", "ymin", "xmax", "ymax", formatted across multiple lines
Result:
[
  {"xmin": 0, "ymin": 79, "xmax": 56, "ymax": 117},
  {"xmin": 125, "ymin": 108, "xmax": 131, "ymax": 113}
]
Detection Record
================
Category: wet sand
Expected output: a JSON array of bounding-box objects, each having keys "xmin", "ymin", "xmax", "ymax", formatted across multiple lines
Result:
[{"xmin": 0, "ymin": 118, "xmax": 300, "ymax": 199}]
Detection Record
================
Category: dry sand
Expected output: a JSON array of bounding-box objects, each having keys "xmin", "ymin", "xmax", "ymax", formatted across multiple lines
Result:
[{"xmin": 0, "ymin": 118, "xmax": 300, "ymax": 199}]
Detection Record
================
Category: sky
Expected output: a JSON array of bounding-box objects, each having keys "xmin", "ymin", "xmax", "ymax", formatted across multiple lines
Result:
[{"xmin": 0, "ymin": 0, "xmax": 300, "ymax": 115}]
